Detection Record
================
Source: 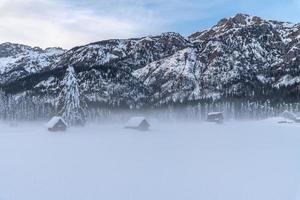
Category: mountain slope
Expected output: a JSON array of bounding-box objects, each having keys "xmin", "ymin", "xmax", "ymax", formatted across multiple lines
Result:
[
  {"xmin": 134, "ymin": 14, "xmax": 300, "ymax": 105},
  {"xmin": 0, "ymin": 32, "xmax": 190, "ymax": 107}
]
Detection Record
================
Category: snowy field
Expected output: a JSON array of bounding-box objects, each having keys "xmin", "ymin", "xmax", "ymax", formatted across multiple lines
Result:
[{"xmin": 1, "ymin": 118, "xmax": 300, "ymax": 200}]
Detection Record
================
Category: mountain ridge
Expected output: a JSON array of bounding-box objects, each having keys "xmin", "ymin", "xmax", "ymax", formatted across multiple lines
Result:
[{"xmin": 0, "ymin": 13, "xmax": 299, "ymax": 109}]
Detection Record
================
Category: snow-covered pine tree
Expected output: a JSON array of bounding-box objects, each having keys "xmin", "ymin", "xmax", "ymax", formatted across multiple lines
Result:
[{"xmin": 57, "ymin": 66, "xmax": 86, "ymax": 126}]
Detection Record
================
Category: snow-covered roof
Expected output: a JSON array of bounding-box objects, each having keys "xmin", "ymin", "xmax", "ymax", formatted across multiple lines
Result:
[
  {"xmin": 281, "ymin": 110, "xmax": 297, "ymax": 121},
  {"xmin": 47, "ymin": 116, "xmax": 67, "ymax": 128},
  {"xmin": 125, "ymin": 116, "xmax": 148, "ymax": 127},
  {"xmin": 208, "ymin": 112, "xmax": 223, "ymax": 115}
]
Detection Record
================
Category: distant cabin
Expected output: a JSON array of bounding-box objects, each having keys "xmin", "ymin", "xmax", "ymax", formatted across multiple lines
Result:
[
  {"xmin": 207, "ymin": 112, "xmax": 224, "ymax": 123},
  {"xmin": 47, "ymin": 116, "xmax": 67, "ymax": 132},
  {"xmin": 125, "ymin": 117, "xmax": 150, "ymax": 131},
  {"xmin": 281, "ymin": 111, "xmax": 300, "ymax": 123},
  {"xmin": 281, "ymin": 110, "xmax": 297, "ymax": 121}
]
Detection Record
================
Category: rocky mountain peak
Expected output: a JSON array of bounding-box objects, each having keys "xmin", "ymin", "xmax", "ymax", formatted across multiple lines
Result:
[
  {"xmin": 216, "ymin": 13, "xmax": 262, "ymax": 27},
  {"xmin": 0, "ymin": 42, "xmax": 34, "ymax": 58},
  {"xmin": 188, "ymin": 13, "xmax": 297, "ymax": 44}
]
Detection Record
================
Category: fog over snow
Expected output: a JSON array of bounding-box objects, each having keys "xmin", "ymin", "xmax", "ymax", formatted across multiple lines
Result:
[{"xmin": 0, "ymin": 118, "xmax": 300, "ymax": 200}]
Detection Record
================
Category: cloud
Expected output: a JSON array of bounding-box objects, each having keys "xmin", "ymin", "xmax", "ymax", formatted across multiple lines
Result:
[
  {"xmin": 0, "ymin": 0, "xmax": 164, "ymax": 49},
  {"xmin": 0, "ymin": 0, "xmax": 299, "ymax": 49}
]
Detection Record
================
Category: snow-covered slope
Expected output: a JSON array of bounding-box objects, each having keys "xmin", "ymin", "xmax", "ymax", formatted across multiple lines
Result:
[{"xmin": 134, "ymin": 48, "xmax": 205, "ymax": 104}]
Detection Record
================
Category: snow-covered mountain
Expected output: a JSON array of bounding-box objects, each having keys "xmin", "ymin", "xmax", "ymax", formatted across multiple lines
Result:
[
  {"xmin": 0, "ymin": 13, "xmax": 300, "ymax": 108},
  {"xmin": 134, "ymin": 13, "xmax": 300, "ymax": 105},
  {"xmin": 0, "ymin": 32, "xmax": 189, "ymax": 107}
]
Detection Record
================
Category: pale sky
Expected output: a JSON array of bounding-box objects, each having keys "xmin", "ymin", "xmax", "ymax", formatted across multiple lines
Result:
[{"xmin": 0, "ymin": 0, "xmax": 299, "ymax": 49}]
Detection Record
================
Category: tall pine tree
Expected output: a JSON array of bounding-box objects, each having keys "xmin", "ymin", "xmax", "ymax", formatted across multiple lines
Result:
[{"xmin": 57, "ymin": 66, "xmax": 86, "ymax": 126}]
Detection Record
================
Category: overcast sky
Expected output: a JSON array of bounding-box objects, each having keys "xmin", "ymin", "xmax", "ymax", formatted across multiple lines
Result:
[{"xmin": 0, "ymin": 0, "xmax": 299, "ymax": 49}]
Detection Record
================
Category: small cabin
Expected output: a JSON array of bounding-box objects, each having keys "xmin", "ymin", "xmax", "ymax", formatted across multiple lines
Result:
[
  {"xmin": 207, "ymin": 112, "xmax": 224, "ymax": 123},
  {"xmin": 47, "ymin": 116, "xmax": 67, "ymax": 132},
  {"xmin": 281, "ymin": 110, "xmax": 297, "ymax": 121},
  {"xmin": 125, "ymin": 117, "xmax": 150, "ymax": 131}
]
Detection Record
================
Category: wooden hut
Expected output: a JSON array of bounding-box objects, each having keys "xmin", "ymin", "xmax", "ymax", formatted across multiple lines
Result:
[
  {"xmin": 207, "ymin": 112, "xmax": 224, "ymax": 123},
  {"xmin": 125, "ymin": 117, "xmax": 150, "ymax": 131},
  {"xmin": 281, "ymin": 110, "xmax": 300, "ymax": 123},
  {"xmin": 47, "ymin": 116, "xmax": 67, "ymax": 132},
  {"xmin": 281, "ymin": 110, "xmax": 297, "ymax": 121}
]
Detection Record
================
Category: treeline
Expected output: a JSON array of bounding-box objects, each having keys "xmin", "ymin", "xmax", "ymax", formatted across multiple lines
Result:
[
  {"xmin": 0, "ymin": 92, "xmax": 54, "ymax": 121},
  {"xmin": 0, "ymin": 91, "xmax": 299, "ymax": 122}
]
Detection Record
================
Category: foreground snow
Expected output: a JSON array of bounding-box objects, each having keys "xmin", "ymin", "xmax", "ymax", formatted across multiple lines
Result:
[{"xmin": 1, "ymin": 118, "xmax": 300, "ymax": 200}]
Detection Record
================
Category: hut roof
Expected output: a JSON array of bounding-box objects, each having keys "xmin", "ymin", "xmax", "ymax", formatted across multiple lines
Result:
[
  {"xmin": 281, "ymin": 110, "xmax": 297, "ymax": 120},
  {"xmin": 47, "ymin": 116, "xmax": 67, "ymax": 128},
  {"xmin": 208, "ymin": 112, "xmax": 223, "ymax": 116}
]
